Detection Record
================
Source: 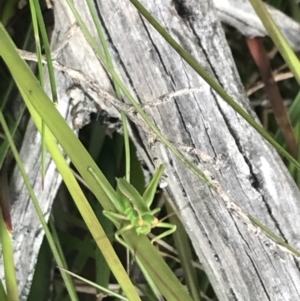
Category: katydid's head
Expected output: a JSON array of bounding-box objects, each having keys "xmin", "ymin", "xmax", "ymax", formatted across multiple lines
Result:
[{"xmin": 136, "ymin": 223, "xmax": 151, "ymax": 235}]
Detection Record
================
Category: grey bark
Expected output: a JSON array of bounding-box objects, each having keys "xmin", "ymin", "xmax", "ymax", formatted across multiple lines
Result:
[{"xmin": 7, "ymin": 0, "xmax": 300, "ymax": 300}]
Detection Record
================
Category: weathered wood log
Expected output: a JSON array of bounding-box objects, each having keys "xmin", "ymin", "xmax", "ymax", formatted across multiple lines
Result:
[
  {"xmin": 215, "ymin": 0, "xmax": 300, "ymax": 50},
  {"xmin": 7, "ymin": 1, "xmax": 300, "ymax": 300}
]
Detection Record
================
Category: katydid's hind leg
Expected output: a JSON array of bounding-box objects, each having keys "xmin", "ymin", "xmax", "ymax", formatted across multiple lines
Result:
[
  {"xmin": 103, "ymin": 211, "xmax": 134, "ymax": 250},
  {"xmin": 140, "ymin": 208, "xmax": 161, "ymax": 219},
  {"xmin": 114, "ymin": 223, "xmax": 135, "ymax": 251},
  {"xmin": 149, "ymin": 208, "xmax": 161, "ymax": 215},
  {"xmin": 150, "ymin": 222, "xmax": 177, "ymax": 244},
  {"xmin": 103, "ymin": 210, "xmax": 130, "ymax": 225}
]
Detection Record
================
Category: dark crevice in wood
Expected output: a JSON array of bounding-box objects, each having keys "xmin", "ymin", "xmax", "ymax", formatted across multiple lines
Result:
[
  {"xmin": 212, "ymin": 90, "xmax": 257, "ymax": 187},
  {"xmin": 228, "ymin": 288, "xmax": 239, "ymax": 301},
  {"xmin": 261, "ymin": 195, "xmax": 288, "ymax": 244},
  {"xmin": 292, "ymin": 258, "xmax": 300, "ymax": 275},
  {"xmin": 244, "ymin": 250, "xmax": 272, "ymax": 301},
  {"xmin": 216, "ymin": 98, "xmax": 289, "ymax": 249},
  {"xmin": 190, "ymin": 204, "xmax": 216, "ymax": 258},
  {"xmin": 95, "ymin": 6, "xmax": 142, "ymax": 104},
  {"xmin": 130, "ymin": 122, "xmax": 153, "ymax": 165},
  {"xmin": 116, "ymin": 59, "xmax": 138, "ymax": 102},
  {"xmin": 180, "ymin": 184, "xmax": 187, "ymax": 198},
  {"xmin": 139, "ymin": 15, "xmax": 175, "ymax": 87},
  {"xmin": 172, "ymin": 0, "xmax": 191, "ymax": 21},
  {"xmin": 191, "ymin": 29, "xmax": 219, "ymax": 82},
  {"xmin": 178, "ymin": 6, "xmax": 223, "ymax": 86},
  {"xmin": 34, "ymin": 226, "xmax": 43, "ymax": 238},
  {"xmin": 174, "ymin": 101, "xmax": 194, "ymax": 146},
  {"xmin": 211, "ymin": 86, "xmax": 291, "ymax": 250},
  {"xmin": 85, "ymin": 5, "xmax": 116, "ymax": 90},
  {"xmin": 217, "ymin": 90, "xmax": 288, "ymax": 268}
]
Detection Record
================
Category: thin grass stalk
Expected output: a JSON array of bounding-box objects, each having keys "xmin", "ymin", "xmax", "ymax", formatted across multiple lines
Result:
[{"xmin": 28, "ymin": 0, "xmax": 48, "ymax": 189}]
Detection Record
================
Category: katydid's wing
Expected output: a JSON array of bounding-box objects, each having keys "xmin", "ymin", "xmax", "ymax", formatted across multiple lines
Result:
[
  {"xmin": 117, "ymin": 178, "xmax": 149, "ymax": 213},
  {"xmin": 143, "ymin": 165, "xmax": 165, "ymax": 208},
  {"xmin": 114, "ymin": 186, "xmax": 129, "ymax": 212}
]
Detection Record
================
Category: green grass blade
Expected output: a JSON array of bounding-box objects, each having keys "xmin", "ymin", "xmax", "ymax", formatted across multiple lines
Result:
[
  {"xmin": 0, "ymin": 0, "xmax": 19, "ymax": 26},
  {"xmin": 0, "ymin": 21, "xmax": 32, "ymax": 168},
  {"xmin": 28, "ymin": 0, "xmax": 48, "ymax": 187},
  {"xmin": 32, "ymin": 0, "xmax": 58, "ymax": 103},
  {"xmin": 135, "ymin": 257, "xmax": 163, "ymax": 300},
  {"xmin": 0, "ymin": 103, "xmax": 26, "ymax": 168}
]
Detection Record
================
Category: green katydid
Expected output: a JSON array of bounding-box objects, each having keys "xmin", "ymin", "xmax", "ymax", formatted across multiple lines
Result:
[{"xmin": 88, "ymin": 164, "xmax": 176, "ymax": 249}]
